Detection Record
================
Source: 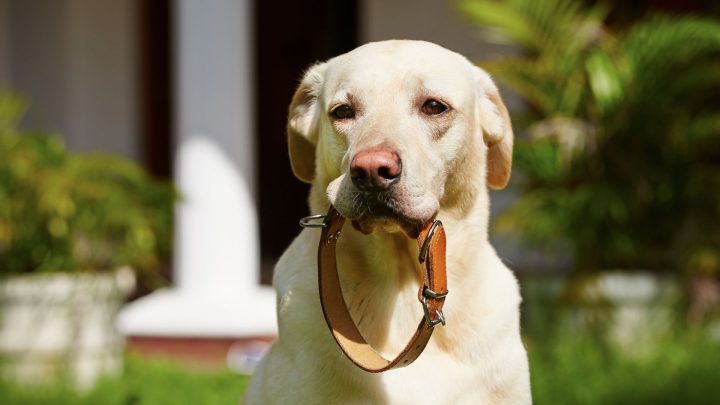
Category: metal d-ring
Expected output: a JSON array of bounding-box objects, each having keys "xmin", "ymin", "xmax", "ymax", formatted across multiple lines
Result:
[
  {"xmin": 418, "ymin": 219, "xmax": 442, "ymax": 263},
  {"xmin": 299, "ymin": 214, "xmax": 328, "ymax": 228}
]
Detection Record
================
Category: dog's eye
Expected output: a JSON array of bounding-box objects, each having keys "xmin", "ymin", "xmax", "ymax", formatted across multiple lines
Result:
[
  {"xmin": 421, "ymin": 99, "xmax": 449, "ymax": 116},
  {"xmin": 331, "ymin": 104, "xmax": 354, "ymax": 120}
]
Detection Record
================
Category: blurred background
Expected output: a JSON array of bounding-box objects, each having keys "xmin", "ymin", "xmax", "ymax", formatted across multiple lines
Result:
[{"xmin": 1, "ymin": 0, "xmax": 719, "ymax": 403}]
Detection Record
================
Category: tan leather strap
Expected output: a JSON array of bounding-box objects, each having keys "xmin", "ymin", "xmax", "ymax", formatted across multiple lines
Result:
[{"xmin": 315, "ymin": 206, "xmax": 448, "ymax": 373}]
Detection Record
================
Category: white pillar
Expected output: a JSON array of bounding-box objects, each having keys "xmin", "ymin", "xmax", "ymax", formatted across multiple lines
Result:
[{"xmin": 118, "ymin": 0, "xmax": 276, "ymax": 338}]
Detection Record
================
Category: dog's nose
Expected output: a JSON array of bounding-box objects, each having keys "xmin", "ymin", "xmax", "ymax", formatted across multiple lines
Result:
[{"xmin": 350, "ymin": 147, "xmax": 402, "ymax": 191}]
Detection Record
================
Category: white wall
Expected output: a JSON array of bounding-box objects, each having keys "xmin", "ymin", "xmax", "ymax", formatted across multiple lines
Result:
[
  {"xmin": 362, "ymin": 0, "xmax": 508, "ymax": 56},
  {"xmin": 0, "ymin": 0, "xmax": 140, "ymax": 161}
]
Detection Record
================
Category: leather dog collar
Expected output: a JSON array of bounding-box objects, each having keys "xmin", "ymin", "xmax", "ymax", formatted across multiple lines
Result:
[{"xmin": 300, "ymin": 206, "xmax": 448, "ymax": 372}]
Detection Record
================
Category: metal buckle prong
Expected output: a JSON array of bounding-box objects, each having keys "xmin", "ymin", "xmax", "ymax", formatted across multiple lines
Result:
[
  {"xmin": 418, "ymin": 220, "xmax": 442, "ymax": 263},
  {"xmin": 299, "ymin": 214, "xmax": 328, "ymax": 228}
]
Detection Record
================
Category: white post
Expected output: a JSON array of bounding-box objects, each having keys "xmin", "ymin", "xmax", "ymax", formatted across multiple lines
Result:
[{"xmin": 118, "ymin": 0, "xmax": 276, "ymax": 339}]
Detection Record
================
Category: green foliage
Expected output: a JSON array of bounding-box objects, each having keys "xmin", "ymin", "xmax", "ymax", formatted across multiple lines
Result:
[
  {"xmin": 460, "ymin": 0, "xmax": 720, "ymax": 272},
  {"xmin": 528, "ymin": 332, "xmax": 720, "ymax": 404},
  {"xmin": 0, "ymin": 356, "xmax": 250, "ymax": 405},
  {"xmin": 520, "ymin": 273, "xmax": 720, "ymax": 404},
  {"xmin": 0, "ymin": 91, "xmax": 175, "ymax": 275}
]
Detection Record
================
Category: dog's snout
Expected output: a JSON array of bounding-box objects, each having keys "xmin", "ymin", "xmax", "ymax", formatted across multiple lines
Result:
[{"xmin": 350, "ymin": 147, "xmax": 402, "ymax": 191}]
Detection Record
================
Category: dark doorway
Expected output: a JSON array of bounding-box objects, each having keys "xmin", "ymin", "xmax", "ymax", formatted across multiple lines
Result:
[
  {"xmin": 137, "ymin": 0, "xmax": 173, "ymax": 179},
  {"xmin": 255, "ymin": 0, "xmax": 359, "ymax": 284},
  {"xmin": 136, "ymin": 0, "xmax": 174, "ymax": 294}
]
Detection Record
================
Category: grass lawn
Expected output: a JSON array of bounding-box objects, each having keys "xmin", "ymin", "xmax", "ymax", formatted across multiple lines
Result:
[
  {"xmin": 1, "ymin": 356, "xmax": 250, "ymax": 405},
  {"xmin": 3, "ymin": 333, "xmax": 719, "ymax": 404},
  {"xmin": 529, "ymin": 333, "xmax": 720, "ymax": 404}
]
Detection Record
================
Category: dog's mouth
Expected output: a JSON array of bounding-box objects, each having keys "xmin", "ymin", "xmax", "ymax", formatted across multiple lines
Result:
[
  {"xmin": 340, "ymin": 196, "xmax": 434, "ymax": 239},
  {"xmin": 351, "ymin": 216, "xmax": 427, "ymax": 239}
]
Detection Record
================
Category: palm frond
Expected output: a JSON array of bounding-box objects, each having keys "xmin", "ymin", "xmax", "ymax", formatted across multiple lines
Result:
[
  {"xmin": 482, "ymin": 58, "xmax": 557, "ymax": 113},
  {"xmin": 622, "ymin": 16, "xmax": 720, "ymax": 74},
  {"xmin": 460, "ymin": 1, "xmax": 720, "ymax": 271}
]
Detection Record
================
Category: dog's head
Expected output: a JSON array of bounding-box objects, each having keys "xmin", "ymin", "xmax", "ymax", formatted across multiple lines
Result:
[{"xmin": 288, "ymin": 40, "xmax": 512, "ymax": 237}]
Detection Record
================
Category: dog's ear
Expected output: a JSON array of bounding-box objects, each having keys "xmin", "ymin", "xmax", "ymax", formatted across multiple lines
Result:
[
  {"xmin": 474, "ymin": 67, "xmax": 514, "ymax": 189},
  {"xmin": 287, "ymin": 62, "xmax": 328, "ymax": 183}
]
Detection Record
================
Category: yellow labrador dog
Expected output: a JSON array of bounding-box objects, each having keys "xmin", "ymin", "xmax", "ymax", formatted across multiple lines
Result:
[{"xmin": 244, "ymin": 40, "xmax": 530, "ymax": 404}]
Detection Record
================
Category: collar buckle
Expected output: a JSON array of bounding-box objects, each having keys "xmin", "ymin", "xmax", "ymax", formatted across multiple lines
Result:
[{"xmin": 421, "ymin": 286, "xmax": 448, "ymax": 327}]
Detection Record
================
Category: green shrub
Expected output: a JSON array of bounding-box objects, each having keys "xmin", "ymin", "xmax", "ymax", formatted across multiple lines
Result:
[
  {"xmin": 460, "ymin": 0, "xmax": 720, "ymax": 273},
  {"xmin": 0, "ymin": 91, "xmax": 175, "ymax": 275}
]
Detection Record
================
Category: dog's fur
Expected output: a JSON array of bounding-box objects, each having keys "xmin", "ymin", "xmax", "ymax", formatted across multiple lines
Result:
[{"xmin": 244, "ymin": 40, "xmax": 531, "ymax": 404}]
